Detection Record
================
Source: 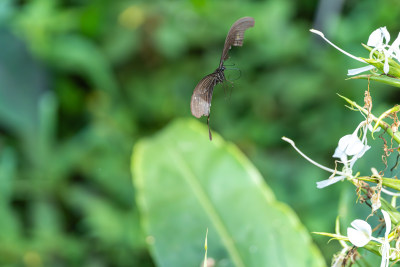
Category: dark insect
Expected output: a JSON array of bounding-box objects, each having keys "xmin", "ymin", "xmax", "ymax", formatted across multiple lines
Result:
[{"xmin": 190, "ymin": 17, "xmax": 255, "ymax": 140}]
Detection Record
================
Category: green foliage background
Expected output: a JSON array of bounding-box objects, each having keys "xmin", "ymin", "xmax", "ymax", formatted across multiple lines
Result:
[{"xmin": 1, "ymin": 0, "xmax": 400, "ymax": 266}]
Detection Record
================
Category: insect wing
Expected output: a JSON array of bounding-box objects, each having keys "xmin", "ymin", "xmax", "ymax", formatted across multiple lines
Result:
[
  {"xmin": 190, "ymin": 73, "xmax": 218, "ymax": 118},
  {"xmin": 219, "ymin": 17, "xmax": 255, "ymax": 67}
]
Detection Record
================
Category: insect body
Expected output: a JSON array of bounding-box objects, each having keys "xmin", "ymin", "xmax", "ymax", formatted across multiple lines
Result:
[{"xmin": 190, "ymin": 17, "xmax": 255, "ymax": 140}]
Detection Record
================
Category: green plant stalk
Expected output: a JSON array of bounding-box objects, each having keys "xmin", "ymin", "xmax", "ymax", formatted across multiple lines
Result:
[
  {"xmin": 347, "ymin": 74, "xmax": 400, "ymax": 88},
  {"xmin": 337, "ymin": 94, "xmax": 400, "ymax": 144},
  {"xmin": 357, "ymin": 176, "xmax": 400, "ymax": 192}
]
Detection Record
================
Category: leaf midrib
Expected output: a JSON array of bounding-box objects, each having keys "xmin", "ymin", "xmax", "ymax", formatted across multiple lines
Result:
[{"xmin": 168, "ymin": 146, "xmax": 246, "ymax": 267}]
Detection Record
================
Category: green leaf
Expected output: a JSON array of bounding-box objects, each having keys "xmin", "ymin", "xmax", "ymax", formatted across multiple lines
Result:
[
  {"xmin": 358, "ymin": 176, "xmax": 400, "ymax": 193},
  {"xmin": 131, "ymin": 119, "xmax": 326, "ymax": 267},
  {"xmin": 48, "ymin": 36, "xmax": 118, "ymax": 94}
]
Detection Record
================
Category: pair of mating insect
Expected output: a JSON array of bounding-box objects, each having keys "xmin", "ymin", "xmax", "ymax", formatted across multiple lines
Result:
[{"xmin": 190, "ymin": 17, "xmax": 255, "ymax": 140}]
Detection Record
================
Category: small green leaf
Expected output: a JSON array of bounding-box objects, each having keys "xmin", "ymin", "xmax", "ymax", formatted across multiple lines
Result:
[
  {"xmin": 132, "ymin": 119, "xmax": 325, "ymax": 267},
  {"xmin": 358, "ymin": 176, "xmax": 400, "ymax": 192}
]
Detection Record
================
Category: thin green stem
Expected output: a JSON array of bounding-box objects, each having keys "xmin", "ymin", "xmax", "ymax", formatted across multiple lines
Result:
[{"xmin": 337, "ymin": 94, "xmax": 400, "ymax": 144}]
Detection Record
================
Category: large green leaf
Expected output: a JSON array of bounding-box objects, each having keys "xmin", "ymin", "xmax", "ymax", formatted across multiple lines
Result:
[{"xmin": 132, "ymin": 119, "xmax": 325, "ymax": 267}]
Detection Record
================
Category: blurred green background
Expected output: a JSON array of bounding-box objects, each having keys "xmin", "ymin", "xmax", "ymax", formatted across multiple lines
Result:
[{"xmin": 1, "ymin": 0, "xmax": 400, "ymax": 266}]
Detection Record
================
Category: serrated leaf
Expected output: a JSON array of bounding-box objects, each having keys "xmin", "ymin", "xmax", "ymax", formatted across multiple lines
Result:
[{"xmin": 131, "ymin": 119, "xmax": 326, "ymax": 267}]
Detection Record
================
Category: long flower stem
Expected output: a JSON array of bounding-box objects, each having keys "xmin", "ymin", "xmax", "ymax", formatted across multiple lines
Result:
[
  {"xmin": 310, "ymin": 29, "xmax": 366, "ymax": 63},
  {"xmin": 282, "ymin": 137, "xmax": 346, "ymax": 175}
]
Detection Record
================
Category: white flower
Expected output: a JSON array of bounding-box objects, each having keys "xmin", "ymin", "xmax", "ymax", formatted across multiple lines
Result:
[
  {"xmin": 317, "ymin": 120, "xmax": 373, "ymax": 188},
  {"xmin": 333, "ymin": 134, "xmax": 368, "ymax": 163},
  {"xmin": 310, "ymin": 27, "xmax": 400, "ymax": 75},
  {"xmin": 347, "ymin": 210, "xmax": 392, "ymax": 267},
  {"xmin": 333, "ymin": 121, "xmax": 371, "ymax": 167},
  {"xmin": 388, "ymin": 33, "xmax": 400, "ymax": 62},
  {"xmin": 367, "ymin": 27, "xmax": 392, "ymax": 74},
  {"xmin": 347, "ymin": 219, "xmax": 372, "ymax": 247}
]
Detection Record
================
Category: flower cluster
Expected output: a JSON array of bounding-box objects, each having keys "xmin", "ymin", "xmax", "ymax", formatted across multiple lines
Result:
[
  {"xmin": 310, "ymin": 27, "xmax": 400, "ymax": 76},
  {"xmin": 284, "ymin": 26, "xmax": 400, "ymax": 267}
]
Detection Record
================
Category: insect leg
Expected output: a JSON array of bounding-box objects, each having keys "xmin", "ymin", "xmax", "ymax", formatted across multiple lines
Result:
[{"xmin": 207, "ymin": 115, "xmax": 213, "ymax": 141}]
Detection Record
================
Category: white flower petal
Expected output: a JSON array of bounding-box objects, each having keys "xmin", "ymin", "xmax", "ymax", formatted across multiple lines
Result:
[
  {"xmin": 337, "ymin": 134, "xmax": 365, "ymax": 156},
  {"xmin": 368, "ymin": 28, "xmax": 385, "ymax": 47},
  {"xmin": 316, "ymin": 175, "xmax": 346, "ymax": 189},
  {"xmin": 384, "ymin": 53, "xmax": 390, "ymax": 74},
  {"xmin": 345, "ymin": 138, "xmax": 365, "ymax": 155},
  {"xmin": 382, "ymin": 26, "xmax": 390, "ymax": 45},
  {"xmin": 384, "ymin": 63, "xmax": 390, "ymax": 74},
  {"xmin": 389, "ymin": 33, "xmax": 400, "ymax": 60},
  {"xmin": 368, "ymin": 123, "xmax": 381, "ymax": 132},
  {"xmin": 347, "ymin": 219, "xmax": 372, "ymax": 247},
  {"xmin": 350, "ymin": 219, "xmax": 372, "ymax": 235},
  {"xmin": 333, "ymin": 146, "xmax": 345, "ymax": 159},
  {"xmin": 347, "ymin": 65, "xmax": 375, "ymax": 76},
  {"xmin": 349, "ymin": 144, "xmax": 370, "ymax": 169},
  {"xmin": 357, "ymin": 145, "xmax": 371, "ymax": 158},
  {"xmin": 367, "ymin": 27, "xmax": 390, "ymax": 47},
  {"xmin": 337, "ymin": 135, "xmax": 354, "ymax": 151},
  {"xmin": 347, "ymin": 227, "xmax": 371, "ymax": 247},
  {"xmin": 382, "ymin": 210, "xmax": 391, "ymax": 238},
  {"xmin": 380, "ymin": 242, "xmax": 390, "ymax": 267}
]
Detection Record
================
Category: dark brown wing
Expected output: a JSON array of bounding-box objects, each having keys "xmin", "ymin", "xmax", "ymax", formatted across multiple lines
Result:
[
  {"xmin": 190, "ymin": 73, "xmax": 219, "ymax": 118},
  {"xmin": 219, "ymin": 17, "xmax": 255, "ymax": 68}
]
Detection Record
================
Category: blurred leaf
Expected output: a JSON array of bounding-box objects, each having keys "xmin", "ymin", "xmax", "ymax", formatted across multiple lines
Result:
[
  {"xmin": 0, "ymin": 147, "xmax": 16, "ymax": 200},
  {"xmin": 13, "ymin": 0, "xmax": 117, "ymax": 94},
  {"xmin": 37, "ymin": 92, "xmax": 58, "ymax": 165},
  {"xmin": 0, "ymin": 30, "xmax": 48, "ymax": 140},
  {"xmin": 0, "ymin": 148, "xmax": 21, "ymax": 242},
  {"xmin": 31, "ymin": 201, "xmax": 63, "ymax": 239},
  {"xmin": 0, "ymin": 0, "xmax": 15, "ymax": 25},
  {"xmin": 13, "ymin": 0, "xmax": 79, "ymax": 54},
  {"xmin": 132, "ymin": 119, "xmax": 326, "ymax": 267},
  {"xmin": 48, "ymin": 35, "xmax": 118, "ymax": 93},
  {"xmin": 68, "ymin": 186, "xmax": 140, "ymax": 246}
]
